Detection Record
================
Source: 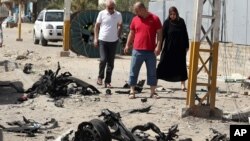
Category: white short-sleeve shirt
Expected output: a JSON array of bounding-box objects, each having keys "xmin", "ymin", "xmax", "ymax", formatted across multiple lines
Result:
[{"xmin": 96, "ymin": 10, "xmax": 122, "ymax": 42}]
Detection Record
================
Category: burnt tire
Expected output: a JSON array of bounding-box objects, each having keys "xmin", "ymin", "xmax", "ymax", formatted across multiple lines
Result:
[
  {"xmin": 74, "ymin": 119, "xmax": 111, "ymax": 141},
  {"xmin": 90, "ymin": 119, "xmax": 111, "ymax": 141}
]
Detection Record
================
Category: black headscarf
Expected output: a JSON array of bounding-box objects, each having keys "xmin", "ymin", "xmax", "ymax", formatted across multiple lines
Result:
[{"xmin": 168, "ymin": 6, "xmax": 180, "ymax": 23}]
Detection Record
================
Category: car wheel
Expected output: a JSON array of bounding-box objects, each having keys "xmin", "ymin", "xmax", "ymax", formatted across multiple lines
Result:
[
  {"xmin": 33, "ymin": 31, "xmax": 39, "ymax": 44},
  {"xmin": 40, "ymin": 33, "xmax": 48, "ymax": 46}
]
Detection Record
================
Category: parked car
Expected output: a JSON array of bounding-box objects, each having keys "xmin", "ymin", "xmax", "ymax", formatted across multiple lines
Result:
[{"xmin": 33, "ymin": 9, "xmax": 64, "ymax": 46}]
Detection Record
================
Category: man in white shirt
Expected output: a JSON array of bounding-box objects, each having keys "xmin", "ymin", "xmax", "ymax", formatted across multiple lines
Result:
[{"xmin": 94, "ymin": 0, "xmax": 122, "ymax": 88}]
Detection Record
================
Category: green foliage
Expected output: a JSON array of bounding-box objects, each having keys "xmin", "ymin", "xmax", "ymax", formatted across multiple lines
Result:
[
  {"xmin": 46, "ymin": 0, "xmax": 64, "ymax": 9},
  {"xmin": 115, "ymin": 0, "xmax": 150, "ymax": 12},
  {"xmin": 71, "ymin": 0, "xmax": 98, "ymax": 12},
  {"xmin": 42, "ymin": 0, "xmax": 98, "ymax": 12},
  {"xmin": 37, "ymin": 0, "xmax": 150, "ymax": 12}
]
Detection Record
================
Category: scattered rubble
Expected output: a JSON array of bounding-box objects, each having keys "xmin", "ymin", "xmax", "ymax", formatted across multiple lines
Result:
[
  {"xmin": 141, "ymin": 98, "xmax": 147, "ymax": 103},
  {"xmin": 54, "ymin": 129, "xmax": 74, "ymax": 141},
  {"xmin": 223, "ymin": 107, "xmax": 250, "ymax": 122},
  {"xmin": 241, "ymin": 78, "xmax": 250, "ymax": 89},
  {"xmin": 105, "ymin": 89, "xmax": 112, "ymax": 95},
  {"xmin": 16, "ymin": 55, "xmax": 28, "ymax": 60},
  {"xmin": 0, "ymin": 60, "xmax": 19, "ymax": 72},
  {"xmin": 206, "ymin": 128, "xmax": 229, "ymax": 141},
  {"xmin": 0, "ymin": 116, "xmax": 58, "ymax": 137},
  {"xmin": 54, "ymin": 99, "xmax": 64, "ymax": 108},
  {"xmin": 23, "ymin": 63, "xmax": 33, "ymax": 74},
  {"xmin": 16, "ymin": 50, "xmax": 34, "ymax": 60},
  {"xmin": 72, "ymin": 109, "xmax": 181, "ymax": 141},
  {"xmin": 115, "ymin": 80, "xmax": 145, "ymax": 94},
  {"xmin": 155, "ymin": 87, "xmax": 174, "ymax": 93},
  {"xmin": 128, "ymin": 105, "xmax": 152, "ymax": 114}
]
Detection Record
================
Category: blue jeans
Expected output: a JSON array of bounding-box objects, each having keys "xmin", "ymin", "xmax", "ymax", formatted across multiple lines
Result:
[{"xmin": 129, "ymin": 49, "xmax": 157, "ymax": 86}]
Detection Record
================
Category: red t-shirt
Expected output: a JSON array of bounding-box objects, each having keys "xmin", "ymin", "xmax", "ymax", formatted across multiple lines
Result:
[{"xmin": 130, "ymin": 13, "xmax": 162, "ymax": 51}]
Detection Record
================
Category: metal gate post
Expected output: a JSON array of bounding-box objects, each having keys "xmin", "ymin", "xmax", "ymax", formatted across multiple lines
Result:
[
  {"xmin": 16, "ymin": 1, "xmax": 23, "ymax": 41},
  {"xmin": 187, "ymin": 0, "xmax": 221, "ymax": 111},
  {"xmin": 61, "ymin": 0, "xmax": 71, "ymax": 57}
]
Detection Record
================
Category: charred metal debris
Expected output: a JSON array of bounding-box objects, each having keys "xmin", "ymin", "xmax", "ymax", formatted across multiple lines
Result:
[
  {"xmin": 54, "ymin": 109, "xmax": 229, "ymax": 141},
  {"xmin": 0, "ymin": 116, "xmax": 58, "ymax": 137},
  {"xmin": 71, "ymin": 109, "xmax": 181, "ymax": 141},
  {"xmin": 206, "ymin": 128, "xmax": 230, "ymax": 141},
  {"xmin": 115, "ymin": 80, "xmax": 145, "ymax": 94},
  {"xmin": 128, "ymin": 106, "xmax": 152, "ymax": 114},
  {"xmin": 26, "ymin": 62, "xmax": 100, "ymax": 98},
  {"xmin": 241, "ymin": 76, "xmax": 250, "ymax": 89},
  {"xmin": 23, "ymin": 63, "xmax": 33, "ymax": 74}
]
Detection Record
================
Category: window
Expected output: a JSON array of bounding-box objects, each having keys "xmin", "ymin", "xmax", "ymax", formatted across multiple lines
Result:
[
  {"xmin": 37, "ymin": 11, "xmax": 44, "ymax": 21},
  {"xmin": 45, "ymin": 12, "xmax": 64, "ymax": 22}
]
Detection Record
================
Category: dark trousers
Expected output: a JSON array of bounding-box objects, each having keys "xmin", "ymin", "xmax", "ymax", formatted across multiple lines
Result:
[{"xmin": 98, "ymin": 40, "xmax": 118, "ymax": 83}]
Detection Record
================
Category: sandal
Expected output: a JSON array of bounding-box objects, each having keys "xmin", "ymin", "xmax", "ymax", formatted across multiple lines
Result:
[
  {"xmin": 105, "ymin": 83, "xmax": 112, "ymax": 88},
  {"xmin": 182, "ymin": 88, "xmax": 187, "ymax": 92},
  {"xmin": 97, "ymin": 78, "xmax": 102, "ymax": 85},
  {"xmin": 128, "ymin": 92, "xmax": 136, "ymax": 99},
  {"xmin": 150, "ymin": 93, "xmax": 160, "ymax": 99}
]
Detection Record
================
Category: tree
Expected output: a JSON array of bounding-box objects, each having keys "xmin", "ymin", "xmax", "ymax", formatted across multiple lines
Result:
[
  {"xmin": 43, "ymin": 0, "xmax": 98, "ymax": 12},
  {"xmin": 71, "ymin": 0, "xmax": 98, "ymax": 12},
  {"xmin": 115, "ymin": 0, "xmax": 150, "ymax": 12},
  {"xmin": 47, "ymin": 0, "xmax": 64, "ymax": 9}
]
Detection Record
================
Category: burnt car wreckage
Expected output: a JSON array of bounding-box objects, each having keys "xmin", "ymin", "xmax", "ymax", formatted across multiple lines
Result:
[
  {"xmin": 25, "ymin": 62, "xmax": 100, "ymax": 98},
  {"xmin": 64, "ymin": 109, "xmax": 182, "ymax": 141},
  {"xmin": 57, "ymin": 109, "xmax": 228, "ymax": 141},
  {"xmin": 25, "ymin": 62, "xmax": 146, "ymax": 99}
]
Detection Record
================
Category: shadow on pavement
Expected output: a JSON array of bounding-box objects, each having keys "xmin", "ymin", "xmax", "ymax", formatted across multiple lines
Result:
[{"xmin": 0, "ymin": 81, "xmax": 24, "ymax": 105}]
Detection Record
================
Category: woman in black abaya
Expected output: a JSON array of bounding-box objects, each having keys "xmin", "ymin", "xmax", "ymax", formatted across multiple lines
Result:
[{"xmin": 157, "ymin": 6, "xmax": 189, "ymax": 91}]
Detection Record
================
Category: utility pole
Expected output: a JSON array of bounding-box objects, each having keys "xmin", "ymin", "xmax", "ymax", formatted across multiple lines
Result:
[
  {"xmin": 16, "ymin": 0, "xmax": 23, "ymax": 41},
  {"xmin": 183, "ymin": 0, "xmax": 221, "ymax": 117},
  {"xmin": 60, "ymin": 0, "xmax": 71, "ymax": 57},
  {"xmin": 163, "ymin": 0, "xmax": 166, "ymax": 20}
]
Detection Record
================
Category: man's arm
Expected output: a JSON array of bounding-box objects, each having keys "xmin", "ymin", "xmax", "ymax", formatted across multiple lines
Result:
[
  {"xmin": 154, "ymin": 28, "xmax": 162, "ymax": 56},
  {"xmin": 94, "ymin": 22, "xmax": 101, "ymax": 47},
  {"xmin": 124, "ymin": 30, "xmax": 135, "ymax": 54},
  {"xmin": 117, "ymin": 22, "xmax": 122, "ymax": 38}
]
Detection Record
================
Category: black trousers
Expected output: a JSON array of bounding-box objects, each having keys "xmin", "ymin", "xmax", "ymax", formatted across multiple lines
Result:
[{"xmin": 98, "ymin": 40, "xmax": 118, "ymax": 83}]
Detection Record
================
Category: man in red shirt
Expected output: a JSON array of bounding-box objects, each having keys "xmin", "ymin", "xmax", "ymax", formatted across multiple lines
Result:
[{"xmin": 124, "ymin": 2, "xmax": 162, "ymax": 99}]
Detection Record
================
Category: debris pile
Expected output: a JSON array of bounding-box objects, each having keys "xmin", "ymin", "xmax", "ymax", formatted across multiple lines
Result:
[
  {"xmin": 223, "ymin": 107, "xmax": 250, "ymax": 122},
  {"xmin": 206, "ymin": 128, "xmax": 229, "ymax": 141},
  {"xmin": 26, "ymin": 62, "xmax": 100, "ymax": 98},
  {"xmin": 58, "ymin": 109, "xmax": 182, "ymax": 141}
]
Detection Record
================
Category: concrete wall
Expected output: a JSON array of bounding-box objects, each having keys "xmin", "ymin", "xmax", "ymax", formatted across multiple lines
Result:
[
  {"xmin": 186, "ymin": 43, "xmax": 250, "ymax": 77},
  {"xmin": 217, "ymin": 44, "xmax": 250, "ymax": 76}
]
